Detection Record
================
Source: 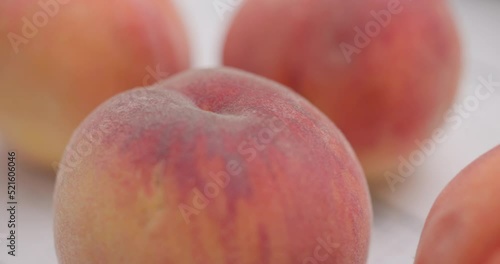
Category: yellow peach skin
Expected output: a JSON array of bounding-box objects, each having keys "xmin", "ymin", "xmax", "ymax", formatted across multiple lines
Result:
[
  {"xmin": 415, "ymin": 145, "xmax": 500, "ymax": 264},
  {"xmin": 54, "ymin": 68, "xmax": 372, "ymax": 264},
  {"xmin": 0, "ymin": 0, "xmax": 189, "ymax": 167}
]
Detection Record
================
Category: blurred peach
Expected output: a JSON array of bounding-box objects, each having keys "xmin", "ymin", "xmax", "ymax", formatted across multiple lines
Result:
[
  {"xmin": 0, "ymin": 0, "xmax": 189, "ymax": 167},
  {"xmin": 224, "ymin": 0, "xmax": 461, "ymax": 179},
  {"xmin": 415, "ymin": 145, "xmax": 500, "ymax": 264}
]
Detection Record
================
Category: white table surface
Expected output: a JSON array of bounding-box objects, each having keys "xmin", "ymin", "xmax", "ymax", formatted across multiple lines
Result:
[{"xmin": 0, "ymin": 0, "xmax": 499, "ymax": 263}]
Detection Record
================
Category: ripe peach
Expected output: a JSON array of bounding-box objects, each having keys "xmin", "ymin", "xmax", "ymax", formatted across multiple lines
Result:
[
  {"xmin": 414, "ymin": 145, "xmax": 500, "ymax": 264},
  {"xmin": 224, "ymin": 0, "xmax": 462, "ymax": 178},
  {"xmin": 53, "ymin": 68, "xmax": 372, "ymax": 264},
  {"xmin": 0, "ymin": 0, "xmax": 189, "ymax": 167}
]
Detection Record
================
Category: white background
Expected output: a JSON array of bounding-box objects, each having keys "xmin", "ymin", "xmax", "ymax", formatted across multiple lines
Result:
[{"xmin": 1, "ymin": 0, "xmax": 499, "ymax": 263}]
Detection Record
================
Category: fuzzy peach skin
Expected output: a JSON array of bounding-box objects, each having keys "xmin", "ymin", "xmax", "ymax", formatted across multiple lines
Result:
[
  {"xmin": 414, "ymin": 145, "xmax": 500, "ymax": 264},
  {"xmin": 0, "ymin": 0, "xmax": 189, "ymax": 167},
  {"xmin": 224, "ymin": 0, "xmax": 461, "ymax": 179},
  {"xmin": 53, "ymin": 68, "xmax": 372, "ymax": 264}
]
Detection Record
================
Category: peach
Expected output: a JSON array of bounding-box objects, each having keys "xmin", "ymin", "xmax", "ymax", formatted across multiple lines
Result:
[
  {"xmin": 53, "ymin": 68, "xmax": 372, "ymax": 264},
  {"xmin": 223, "ymin": 0, "xmax": 461, "ymax": 178},
  {"xmin": 414, "ymin": 145, "xmax": 500, "ymax": 264},
  {"xmin": 0, "ymin": 0, "xmax": 189, "ymax": 167}
]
